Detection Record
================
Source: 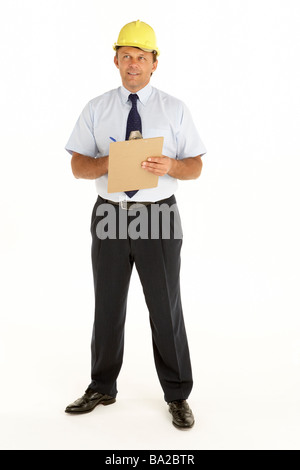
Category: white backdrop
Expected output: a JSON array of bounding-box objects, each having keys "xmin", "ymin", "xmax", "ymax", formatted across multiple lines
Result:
[{"xmin": 0, "ymin": 0, "xmax": 300, "ymax": 450}]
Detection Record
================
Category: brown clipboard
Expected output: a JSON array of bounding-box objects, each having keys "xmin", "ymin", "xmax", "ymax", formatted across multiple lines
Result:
[{"xmin": 107, "ymin": 137, "xmax": 164, "ymax": 193}]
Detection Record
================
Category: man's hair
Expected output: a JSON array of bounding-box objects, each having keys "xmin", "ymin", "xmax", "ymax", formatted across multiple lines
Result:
[{"xmin": 115, "ymin": 46, "xmax": 158, "ymax": 63}]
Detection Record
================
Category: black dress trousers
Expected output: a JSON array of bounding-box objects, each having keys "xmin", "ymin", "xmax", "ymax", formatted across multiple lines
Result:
[{"xmin": 88, "ymin": 195, "xmax": 193, "ymax": 403}]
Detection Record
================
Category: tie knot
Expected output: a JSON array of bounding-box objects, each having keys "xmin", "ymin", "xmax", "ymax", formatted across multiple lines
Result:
[{"xmin": 129, "ymin": 94, "xmax": 138, "ymax": 105}]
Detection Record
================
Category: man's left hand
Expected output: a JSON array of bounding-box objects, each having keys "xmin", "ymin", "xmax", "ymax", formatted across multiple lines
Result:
[{"xmin": 141, "ymin": 156, "xmax": 173, "ymax": 176}]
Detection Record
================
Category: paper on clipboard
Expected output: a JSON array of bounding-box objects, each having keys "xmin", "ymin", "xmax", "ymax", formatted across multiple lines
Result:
[{"xmin": 107, "ymin": 137, "xmax": 164, "ymax": 193}]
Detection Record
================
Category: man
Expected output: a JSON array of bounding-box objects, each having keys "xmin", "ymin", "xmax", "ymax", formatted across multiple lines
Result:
[{"xmin": 65, "ymin": 20, "xmax": 206, "ymax": 429}]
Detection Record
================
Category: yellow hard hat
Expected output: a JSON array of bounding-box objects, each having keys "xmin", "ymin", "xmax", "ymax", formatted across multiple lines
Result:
[{"xmin": 113, "ymin": 20, "xmax": 160, "ymax": 56}]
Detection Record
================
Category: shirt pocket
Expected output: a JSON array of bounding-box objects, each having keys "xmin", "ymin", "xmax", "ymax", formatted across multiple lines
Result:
[{"xmin": 143, "ymin": 128, "xmax": 177, "ymax": 158}]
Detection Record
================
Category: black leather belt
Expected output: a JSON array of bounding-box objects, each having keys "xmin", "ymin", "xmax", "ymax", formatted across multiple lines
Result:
[
  {"xmin": 109, "ymin": 200, "xmax": 152, "ymax": 210},
  {"xmin": 99, "ymin": 196, "xmax": 174, "ymax": 210}
]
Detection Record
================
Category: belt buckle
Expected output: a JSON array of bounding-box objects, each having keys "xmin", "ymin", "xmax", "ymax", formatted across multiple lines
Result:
[{"xmin": 120, "ymin": 199, "xmax": 128, "ymax": 210}]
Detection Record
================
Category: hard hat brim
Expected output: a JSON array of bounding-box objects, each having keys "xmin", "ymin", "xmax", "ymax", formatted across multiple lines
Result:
[{"xmin": 113, "ymin": 42, "xmax": 160, "ymax": 56}]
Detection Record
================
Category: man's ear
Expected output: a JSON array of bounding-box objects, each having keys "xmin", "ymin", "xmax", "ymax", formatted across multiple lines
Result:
[
  {"xmin": 114, "ymin": 55, "xmax": 119, "ymax": 69},
  {"xmin": 152, "ymin": 59, "xmax": 158, "ymax": 74}
]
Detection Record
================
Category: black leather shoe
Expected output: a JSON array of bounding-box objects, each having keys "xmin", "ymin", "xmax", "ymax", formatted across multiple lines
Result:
[
  {"xmin": 65, "ymin": 388, "xmax": 116, "ymax": 414},
  {"xmin": 168, "ymin": 400, "xmax": 195, "ymax": 429}
]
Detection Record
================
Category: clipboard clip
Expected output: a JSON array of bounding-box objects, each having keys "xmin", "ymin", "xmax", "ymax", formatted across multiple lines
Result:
[{"xmin": 129, "ymin": 131, "xmax": 143, "ymax": 140}]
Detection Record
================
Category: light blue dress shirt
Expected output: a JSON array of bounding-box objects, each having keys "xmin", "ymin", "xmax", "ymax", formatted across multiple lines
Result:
[{"xmin": 65, "ymin": 83, "xmax": 206, "ymax": 202}]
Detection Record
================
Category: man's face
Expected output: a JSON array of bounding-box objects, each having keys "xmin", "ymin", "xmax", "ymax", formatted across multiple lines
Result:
[{"xmin": 114, "ymin": 47, "xmax": 158, "ymax": 92}]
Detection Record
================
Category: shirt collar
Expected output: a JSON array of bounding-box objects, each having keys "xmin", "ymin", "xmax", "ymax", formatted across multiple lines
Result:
[{"xmin": 119, "ymin": 83, "xmax": 152, "ymax": 106}]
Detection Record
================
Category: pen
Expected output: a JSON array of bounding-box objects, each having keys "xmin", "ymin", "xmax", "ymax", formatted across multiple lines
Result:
[{"xmin": 109, "ymin": 137, "xmax": 117, "ymax": 142}]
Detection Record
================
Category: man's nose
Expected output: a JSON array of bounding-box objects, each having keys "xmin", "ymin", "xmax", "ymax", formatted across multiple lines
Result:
[{"xmin": 129, "ymin": 57, "xmax": 139, "ymax": 66}]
